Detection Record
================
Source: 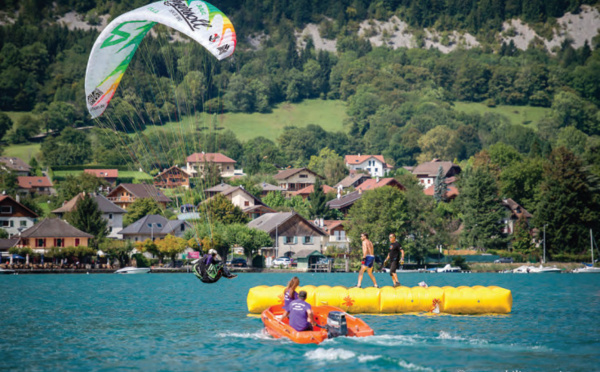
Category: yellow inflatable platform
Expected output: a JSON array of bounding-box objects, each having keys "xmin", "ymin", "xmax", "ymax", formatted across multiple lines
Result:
[{"xmin": 247, "ymin": 285, "xmax": 512, "ymax": 315}]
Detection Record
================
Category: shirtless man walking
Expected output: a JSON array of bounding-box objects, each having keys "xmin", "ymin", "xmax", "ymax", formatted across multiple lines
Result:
[{"xmin": 354, "ymin": 233, "xmax": 378, "ymax": 288}]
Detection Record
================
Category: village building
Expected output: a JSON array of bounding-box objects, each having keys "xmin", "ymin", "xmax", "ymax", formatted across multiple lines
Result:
[
  {"xmin": 289, "ymin": 184, "xmax": 336, "ymax": 200},
  {"xmin": 411, "ymin": 159, "xmax": 461, "ymax": 188},
  {"xmin": 501, "ymin": 198, "xmax": 533, "ymax": 234},
  {"xmin": 0, "ymin": 157, "xmax": 31, "ymax": 176},
  {"xmin": 119, "ymin": 214, "xmax": 191, "ymax": 242},
  {"xmin": 256, "ymin": 182, "xmax": 286, "ymax": 198},
  {"xmin": 204, "ymin": 182, "xmax": 233, "ymax": 198},
  {"xmin": 0, "ymin": 195, "xmax": 38, "ymax": 237},
  {"xmin": 334, "ymin": 173, "xmax": 371, "ymax": 190},
  {"xmin": 186, "ymin": 152, "xmax": 241, "ymax": 178},
  {"xmin": 106, "ymin": 183, "xmax": 171, "ymax": 210},
  {"xmin": 153, "ymin": 166, "xmax": 191, "ymax": 189},
  {"xmin": 52, "ymin": 193, "xmax": 126, "ymax": 239},
  {"xmin": 201, "ymin": 185, "xmax": 275, "ymax": 220},
  {"xmin": 84, "ymin": 169, "xmax": 119, "ymax": 185},
  {"xmin": 273, "ymin": 168, "xmax": 324, "ymax": 193},
  {"xmin": 327, "ymin": 178, "xmax": 405, "ymax": 215},
  {"xmin": 344, "ymin": 155, "xmax": 392, "ymax": 178},
  {"xmin": 320, "ymin": 220, "xmax": 350, "ymax": 251},
  {"xmin": 423, "ymin": 177, "xmax": 460, "ymax": 200},
  {"xmin": 247, "ymin": 212, "xmax": 327, "ymax": 258},
  {"xmin": 17, "ymin": 176, "xmax": 53, "ymax": 196},
  {"xmin": 17, "ymin": 218, "xmax": 94, "ymax": 251}
]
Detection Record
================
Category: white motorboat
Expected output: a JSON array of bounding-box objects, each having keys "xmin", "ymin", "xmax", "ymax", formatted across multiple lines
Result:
[
  {"xmin": 512, "ymin": 265, "xmax": 535, "ymax": 273},
  {"xmin": 0, "ymin": 268, "xmax": 15, "ymax": 274},
  {"xmin": 436, "ymin": 264, "xmax": 461, "ymax": 273},
  {"xmin": 114, "ymin": 267, "xmax": 151, "ymax": 274},
  {"xmin": 529, "ymin": 265, "xmax": 562, "ymax": 273}
]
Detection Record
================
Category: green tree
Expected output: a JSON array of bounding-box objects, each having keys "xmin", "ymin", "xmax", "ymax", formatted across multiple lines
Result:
[
  {"xmin": 224, "ymin": 224, "xmax": 273, "ymax": 264},
  {"xmin": 0, "ymin": 168, "xmax": 18, "ymax": 195},
  {"xmin": 42, "ymin": 101, "xmax": 77, "ymax": 133},
  {"xmin": 534, "ymin": 147, "xmax": 600, "ymax": 256},
  {"xmin": 458, "ymin": 167, "xmax": 508, "ymax": 251},
  {"xmin": 155, "ymin": 234, "xmax": 187, "ymax": 264},
  {"xmin": 65, "ymin": 193, "xmax": 108, "ymax": 249},
  {"xmin": 512, "ymin": 215, "xmax": 534, "ymax": 255},
  {"xmin": 200, "ymin": 194, "xmax": 249, "ymax": 225},
  {"xmin": 6, "ymin": 114, "xmax": 40, "ymax": 144},
  {"xmin": 0, "ymin": 112, "xmax": 13, "ymax": 141},
  {"xmin": 307, "ymin": 148, "xmax": 347, "ymax": 186},
  {"xmin": 417, "ymin": 126, "xmax": 462, "ymax": 163},
  {"xmin": 345, "ymin": 186, "xmax": 410, "ymax": 256},
  {"xmin": 57, "ymin": 173, "xmax": 109, "ymax": 203},
  {"xmin": 433, "ymin": 165, "xmax": 446, "ymax": 203},
  {"xmin": 308, "ymin": 178, "xmax": 328, "ymax": 219},
  {"xmin": 41, "ymin": 127, "xmax": 92, "ymax": 166},
  {"xmin": 499, "ymin": 157, "xmax": 544, "ymax": 213},
  {"xmin": 124, "ymin": 198, "xmax": 163, "ymax": 227},
  {"xmin": 262, "ymin": 191, "xmax": 287, "ymax": 208}
]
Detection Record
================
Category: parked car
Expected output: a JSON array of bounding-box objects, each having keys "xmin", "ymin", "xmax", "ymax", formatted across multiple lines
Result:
[
  {"xmin": 272, "ymin": 257, "xmax": 291, "ymax": 267},
  {"xmin": 230, "ymin": 258, "xmax": 247, "ymax": 267},
  {"xmin": 494, "ymin": 257, "xmax": 514, "ymax": 263}
]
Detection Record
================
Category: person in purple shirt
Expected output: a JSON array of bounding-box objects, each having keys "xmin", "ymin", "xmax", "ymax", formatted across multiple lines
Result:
[
  {"xmin": 283, "ymin": 277, "xmax": 299, "ymax": 311},
  {"xmin": 198, "ymin": 249, "xmax": 236, "ymax": 282},
  {"xmin": 282, "ymin": 290, "xmax": 315, "ymax": 332}
]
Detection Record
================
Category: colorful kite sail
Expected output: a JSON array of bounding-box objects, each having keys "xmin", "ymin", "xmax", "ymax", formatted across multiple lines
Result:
[{"xmin": 85, "ymin": 0, "xmax": 236, "ymax": 118}]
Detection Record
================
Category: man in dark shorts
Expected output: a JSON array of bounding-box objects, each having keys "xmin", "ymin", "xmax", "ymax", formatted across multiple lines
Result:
[
  {"xmin": 384, "ymin": 233, "xmax": 404, "ymax": 287},
  {"xmin": 354, "ymin": 232, "xmax": 378, "ymax": 288},
  {"xmin": 282, "ymin": 290, "xmax": 315, "ymax": 331}
]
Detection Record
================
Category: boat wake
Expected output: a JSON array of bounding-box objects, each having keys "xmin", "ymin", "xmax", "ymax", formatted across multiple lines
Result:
[
  {"xmin": 305, "ymin": 348, "xmax": 434, "ymax": 371},
  {"xmin": 216, "ymin": 330, "xmax": 276, "ymax": 341}
]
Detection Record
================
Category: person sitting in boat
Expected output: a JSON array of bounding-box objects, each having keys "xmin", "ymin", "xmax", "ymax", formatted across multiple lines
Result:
[
  {"xmin": 282, "ymin": 290, "xmax": 316, "ymax": 332},
  {"xmin": 194, "ymin": 249, "xmax": 237, "ymax": 283},
  {"xmin": 283, "ymin": 277, "xmax": 299, "ymax": 311}
]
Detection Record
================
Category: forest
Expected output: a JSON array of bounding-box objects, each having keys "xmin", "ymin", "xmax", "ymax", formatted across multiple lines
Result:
[{"xmin": 0, "ymin": 0, "xmax": 599, "ymax": 260}]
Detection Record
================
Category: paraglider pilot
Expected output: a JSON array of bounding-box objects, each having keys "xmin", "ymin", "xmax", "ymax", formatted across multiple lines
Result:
[{"xmin": 194, "ymin": 249, "xmax": 237, "ymax": 283}]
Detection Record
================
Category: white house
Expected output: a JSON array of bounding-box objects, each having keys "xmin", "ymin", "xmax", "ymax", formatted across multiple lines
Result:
[
  {"xmin": 344, "ymin": 155, "xmax": 392, "ymax": 178},
  {"xmin": 0, "ymin": 195, "xmax": 38, "ymax": 237}
]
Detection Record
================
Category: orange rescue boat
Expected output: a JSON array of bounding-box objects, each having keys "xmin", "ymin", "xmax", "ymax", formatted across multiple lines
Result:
[{"xmin": 261, "ymin": 304, "xmax": 374, "ymax": 344}]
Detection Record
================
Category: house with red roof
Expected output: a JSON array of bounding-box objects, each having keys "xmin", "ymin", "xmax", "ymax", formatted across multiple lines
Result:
[
  {"xmin": 84, "ymin": 169, "xmax": 119, "ymax": 185},
  {"xmin": 17, "ymin": 218, "xmax": 94, "ymax": 251},
  {"xmin": 327, "ymin": 178, "xmax": 405, "ymax": 215},
  {"xmin": 289, "ymin": 184, "xmax": 336, "ymax": 200},
  {"xmin": 344, "ymin": 154, "xmax": 393, "ymax": 178},
  {"xmin": 153, "ymin": 166, "xmax": 191, "ymax": 189},
  {"xmin": 17, "ymin": 176, "xmax": 53, "ymax": 196},
  {"xmin": 186, "ymin": 152, "xmax": 240, "ymax": 178},
  {"xmin": 0, "ymin": 157, "xmax": 31, "ymax": 176},
  {"xmin": 320, "ymin": 220, "xmax": 350, "ymax": 251},
  {"xmin": 355, "ymin": 177, "xmax": 405, "ymax": 192}
]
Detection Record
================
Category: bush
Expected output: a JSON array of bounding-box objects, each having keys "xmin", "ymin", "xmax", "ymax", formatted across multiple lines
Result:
[
  {"xmin": 252, "ymin": 255, "xmax": 264, "ymax": 268},
  {"xmin": 132, "ymin": 253, "xmax": 151, "ymax": 268},
  {"xmin": 452, "ymin": 255, "xmax": 470, "ymax": 271}
]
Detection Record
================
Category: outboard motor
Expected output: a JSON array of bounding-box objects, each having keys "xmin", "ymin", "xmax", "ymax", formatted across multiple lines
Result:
[{"xmin": 326, "ymin": 311, "xmax": 348, "ymax": 338}]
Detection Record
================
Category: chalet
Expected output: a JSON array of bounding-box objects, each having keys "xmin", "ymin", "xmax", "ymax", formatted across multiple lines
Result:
[
  {"xmin": 0, "ymin": 195, "xmax": 38, "ymax": 237},
  {"xmin": 0, "ymin": 157, "xmax": 31, "ymax": 176},
  {"xmin": 106, "ymin": 183, "xmax": 171, "ymax": 210},
  {"xmin": 204, "ymin": 182, "xmax": 233, "ymax": 198},
  {"xmin": 256, "ymin": 182, "xmax": 286, "ymax": 198},
  {"xmin": 423, "ymin": 178, "xmax": 459, "ymax": 200},
  {"xmin": 345, "ymin": 155, "xmax": 392, "ymax": 178},
  {"xmin": 501, "ymin": 198, "xmax": 533, "ymax": 234},
  {"xmin": 320, "ymin": 220, "xmax": 350, "ymax": 251},
  {"xmin": 186, "ymin": 152, "xmax": 239, "ymax": 178},
  {"xmin": 17, "ymin": 218, "xmax": 94, "ymax": 251},
  {"xmin": 411, "ymin": 160, "xmax": 461, "ymax": 188},
  {"xmin": 17, "ymin": 176, "xmax": 53, "ymax": 196},
  {"xmin": 153, "ymin": 166, "xmax": 191, "ymax": 189},
  {"xmin": 334, "ymin": 173, "xmax": 371, "ymax": 190},
  {"xmin": 273, "ymin": 168, "xmax": 324, "ymax": 192},
  {"xmin": 84, "ymin": 169, "xmax": 119, "ymax": 185},
  {"xmin": 119, "ymin": 214, "xmax": 191, "ymax": 242},
  {"xmin": 52, "ymin": 193, "xmax": 126, "ymax": 239},
  {"xmin": 289, "ymin": 184, "xmax": 336, "ymax": 200},
  {"xmin": 201, "ymin": 186, "xmax": 275, "ymax": 220},
  {"xmin": 248, "ymin": 212, "xmax": 326, "ymax": 257},
  {"xmin": 327, "ymin": 180, "xmax": 404, "ymax": 215}
]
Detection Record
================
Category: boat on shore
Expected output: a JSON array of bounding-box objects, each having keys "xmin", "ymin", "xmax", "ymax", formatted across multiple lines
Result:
[
  {"xmin": 513, "ymin": 265, "xmax": 561, "ymax": 273},
  {"xmin": 114, "ymin": 267, "xmax": 151, "ymax": 274},
  {"xmin": 261, "ymin": 304, "xmax": 373, "ymax": 344},
  {"xmin": 573, "ymin": 229, "xmax": 600, "ymax": 273},
  {"xmin": 0, "ymin": 268, "xmax": 15, "ymax": 274}
]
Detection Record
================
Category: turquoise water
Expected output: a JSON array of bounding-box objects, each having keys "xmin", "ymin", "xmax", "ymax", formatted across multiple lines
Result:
[{"xmin": 1, "ymin": 272, "xmax": 599, "ymax": 371}]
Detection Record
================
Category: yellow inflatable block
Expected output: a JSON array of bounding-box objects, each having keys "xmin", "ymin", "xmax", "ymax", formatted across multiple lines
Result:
[{"xmin": 247, "ymin": 285, "xmax": 512, "ymax": 314}]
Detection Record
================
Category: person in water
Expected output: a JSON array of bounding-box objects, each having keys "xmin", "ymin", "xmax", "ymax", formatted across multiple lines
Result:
[
  {"xmin": 283, "ymin": 277, "xmax": 299, "ymax": 311},
  {"xmin": 354, "ymin": 233, "xmax": 378, "ymax": 288},
  {"xmin": 200, "ymin": 249, "xmax": 237, "ymax": 281},
  {"xmin": 384, "ymin": 233, "xmax": 404, "ymax": 287},
  {"xmin": 282, "ymin": 290, "xmax": 315, "ymax": 332}
]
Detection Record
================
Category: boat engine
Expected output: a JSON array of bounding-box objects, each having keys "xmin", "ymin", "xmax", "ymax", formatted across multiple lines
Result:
[{"xmin": 326, "ymin": 311, "xmax": 347, "ymax": 338}]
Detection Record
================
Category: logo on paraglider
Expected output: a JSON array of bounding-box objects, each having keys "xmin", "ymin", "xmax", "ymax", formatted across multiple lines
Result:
[
  {"xmin": 209, "ymin": 34, "xmax": 220, "ymax": 42},
  {"xmin": 217, "ymin": 44, "xmax": 230, "ymax": 55},
  {"xmin": 87, "ymin": 88, "xmax": 104, "ymax": 105},
  {"xmin": 164, "ymin": 0, "xmax": 211, "ymax": 31}
]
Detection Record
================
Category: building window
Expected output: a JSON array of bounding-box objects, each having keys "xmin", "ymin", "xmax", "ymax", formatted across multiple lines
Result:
[
  {"xmin": 37, "ymin": 238, "xmax": 45, "ymax": 247},
  {"xmin": 20, "ymin": 220, "xmax": 27, "ymax": 227},
  {"xmin": 284, "ymin": 236, "xmax": 295, "ymax": 244},
  {"xmin": 55, "ymin": 238, "xmax": 64, "ymax": 247},
  {"xmin": 1, "ymin": 220, "xmax": 9, "ymax": 227},
  {"xmin": 109, "ymin": 227, "xmax": 113, "ymax": 232},
  {"xmin": 244, "ymin": 201, "xmax": 250, "ymax": 207},
  {"xmin": 75, "ymin": 238, "xmax": 80, "ymax": 247},
  {"xmin": 109, "ymin": 213, "xmax": 113, "ymax": 220},
  {"xmin": 180, "ymin": 224, "xmax": 185, "ymax": 232},
  {"xmin": 299, "ymin": 174, "xmax": 308, "ymax": 178},
  {"xmin": 0, "ymin": 206, "xmax": 11, "ymax": 214},
  {"xmin": 303, "ymin": 236, "xmax": 313, "ymax": 244}
]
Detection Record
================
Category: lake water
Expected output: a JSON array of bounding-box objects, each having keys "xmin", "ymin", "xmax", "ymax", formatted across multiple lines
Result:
[{"xmin": 1, "ymin": 272, "xmax": 598, "ymax": 371}]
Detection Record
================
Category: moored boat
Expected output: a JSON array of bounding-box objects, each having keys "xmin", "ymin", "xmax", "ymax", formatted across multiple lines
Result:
[
  {"xmin": 261, "ymin": 304, "xmax": 373, "ymax": 344},
  {"xmin": 114, "ymin": 267, "xmax": 151, "ymax": 274}
]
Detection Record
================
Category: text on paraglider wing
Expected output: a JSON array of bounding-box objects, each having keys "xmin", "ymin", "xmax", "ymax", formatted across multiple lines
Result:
[
  {"xmin": 164, "ymin": 0, "xmax": 211, "ymax": 32},
  {"xmin": 87, "ymin": 89, "xmax": 104, "ymax": 105}
]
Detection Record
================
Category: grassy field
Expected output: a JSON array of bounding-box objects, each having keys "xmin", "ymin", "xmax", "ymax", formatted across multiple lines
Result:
[
  {"xmin": 52, "ymin": 170, "xmax": 152, "ymax": 181},
  {"xmin": 147, "ymin": 99, "xmax": 348, "ymax": 142},
  {"xmin": 3, "ymin": 143, "xmax": 40, "ymax": 161},
  {"xmin": 4, "ymin": 111, "xmax": 36, "ymax": 123},
  {"xmin": 452, "ymin": 102, "xmax": 551, "ymax": 129}
]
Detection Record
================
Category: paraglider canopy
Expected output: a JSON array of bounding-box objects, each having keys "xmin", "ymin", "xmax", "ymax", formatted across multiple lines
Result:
[{"xmin": 85, "ymin": 0, "xmax": 236, "ymax": 118}]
